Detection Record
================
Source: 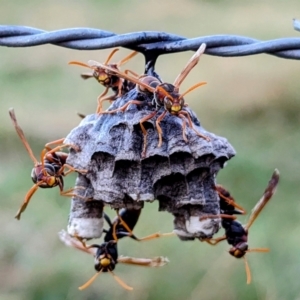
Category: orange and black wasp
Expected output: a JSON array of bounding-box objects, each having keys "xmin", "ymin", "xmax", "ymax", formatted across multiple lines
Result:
[
  {"xmin": 86, "ymin": 44, "xmax": 210, "ymax": 156},
  {"xmin": 9, "ymin": 108, "xmax": 86, "ymax": 220},
  {"xmin": 69, "ymin": 48, "xmax": 138, "ymax": 113},
  {"xmin": 202, "ymin": 169, "xmax": 279, "ymax": 284},
  {"xmin": 59, "ymin": 208, "xmax": 170, "ymax": 291}
]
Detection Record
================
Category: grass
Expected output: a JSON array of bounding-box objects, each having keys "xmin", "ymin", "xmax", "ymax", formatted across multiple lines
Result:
[{"xmin": 1, "ymin": 1, "xmax": 300, "ymax": 299}]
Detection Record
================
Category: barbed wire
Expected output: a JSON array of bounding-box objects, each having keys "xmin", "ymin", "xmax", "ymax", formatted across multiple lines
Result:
[
  {"xmin": 1, "ymin": 22, "xmax": 300, "ymax": 67},
  {"xmin": 294, "ymin": 19, "xmax": 300, "ymax": 32}
]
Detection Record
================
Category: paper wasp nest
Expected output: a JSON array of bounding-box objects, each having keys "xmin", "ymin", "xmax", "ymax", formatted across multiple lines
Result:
[{"xmin": 65, "ymin": 86, "xmax": 235, "ymax": 239}]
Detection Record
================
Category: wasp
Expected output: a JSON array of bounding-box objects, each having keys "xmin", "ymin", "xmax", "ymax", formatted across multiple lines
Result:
[
  {"xmin": 9, "ymin": 108, "xmax": 87, "ymax": 220},
  {"xmin": 201, "ymin": 169, "xmax": 279, "ymax": 284},
  {"xmin": 59, "ymin": 208, "xmax": 170, "ymax": 291},
  {"xmin": 91, "ymin": 44, "xmax": 210, "ymax": 156},
  {"xmin": 69, "ymin": 48, "xmax": 138, "ymax": 113}
]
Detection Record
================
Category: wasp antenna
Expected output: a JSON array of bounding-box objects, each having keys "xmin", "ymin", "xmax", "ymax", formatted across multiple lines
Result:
[
  {"xmin": 179, "ymin": 81, "xmax": 207, "ymax": 100},
  {"xmin": 40, "ymin": 148, "xmax": 48, "ymax": 176},
  {"xmin": 245, "ymin": 169, "xmax": 280, "ymax": 230},
  {"xmin": 117, "ymin": 51, "xmax": 138, "ymax": 67},
  {"xmin": 78, "ymin": 270, "xmax": 103, "ymax": 290},
  {"xmin": 173, "ymin": 43, "xmax": 206, "ymax": 89},
  {"xmin": 108, "ymin": 269, "xmax": 133, "ymax": 291},
  {"xmin": 68, "ymin": 61, "xmax": 95, "ymax": 70},
  {"xmin": 243, "ymin": 256, "xmax": 252, "ymax": 284},
  {"xmin": 105, "ymin": 48, "xmax": 120, "ymax": 65},
  {"xmin": 246, "ymin": 248, "xmax": 270, "ymax": 253},
  {"xmin": 9, "ymin": 108, "xmax": 39, "ymax": 166}
]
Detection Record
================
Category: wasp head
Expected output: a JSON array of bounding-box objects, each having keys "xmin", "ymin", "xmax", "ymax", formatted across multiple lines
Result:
[
  {"xmin": 31, "ymin": 163, "xmax": 60, "ymax": 188},
  {"xmin": 229, "ymin": 242, "xmax": 248, "ymax": 258},
  {"xmin": 154, "ymin": 83, "xmax": 184, "ymax": 114},
  {"xmin": 94, "ymin": 241, "xmax": 118, "ymax": 272}
]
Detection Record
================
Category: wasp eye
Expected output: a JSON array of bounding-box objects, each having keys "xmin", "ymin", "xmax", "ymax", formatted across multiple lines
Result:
[{"xmin": 164, "ymin": 97, "xmax": 173, "ymax": 110}]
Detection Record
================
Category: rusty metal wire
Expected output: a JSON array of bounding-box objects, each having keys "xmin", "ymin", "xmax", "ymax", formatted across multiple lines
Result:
[{"xmin": 1, "ymin": 23, "xmax": 300, "ymax": 66}]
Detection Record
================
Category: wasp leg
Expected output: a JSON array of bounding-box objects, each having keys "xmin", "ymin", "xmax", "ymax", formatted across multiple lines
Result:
[
  {"xmin": 15, "ymin": 182, "xmax": 44, "ymax": 220},
  {"xmin": 60, "ymin": 186, "xmax": 87, "ymax": 200},
  {"xmin": 178, "ymin": 114, "xmax": 188, "ymax": 143},
  {"xmin": 116, "ymin": 231, "xmax": 175, "ymax": 242},
  {"xmin": 136, "ymin": 232, "xmax": 175, "ymax": 241},
  {"xmin": 179, "ymin": 111, "xmax": 210, "ymax": 141},
  {"xmin": 112, "ymin": 221, "xmax": 118, "ymax": 241},
  {"xmin": 96, "ymin": 87, "xmax": 109, "ymax": 113},
  {"xmin": 44, "ymin": 143, "xmax": 80, "ymax": 155},
  {"xmin": 97, "ymin": 93, "xmax": 119, "ymax": 114},
  {"xmin": 156, "ymin": 110, "xmax": 168, "ymax": 147},
  {"xmin": 44, "ymin": 138, "xmax": 66, "ymax": 151},
  {"xmin": 139, "ymin": 111, "xmax": 158, "ymax": 158},
  {"xmin": 199, "ymin": 214, "xmax": 237, "ymax": 221},
  {"xmin": 99, "ymin": 100, "xmax": 144, "ymax": 115},
  {"xmin": 116, "ymin": 209, "xmax": 134, "ymax": 236},
  {"xmin": 58, "ymin": 163, "xmax": 87, "ymax": 176},
  {"xmin": 203, "ymin": 236, "xmax": 227, "ymax": 245},
  {"xmin": 216, "ymin": 188, "xmax": 247, "ymax": 214}
]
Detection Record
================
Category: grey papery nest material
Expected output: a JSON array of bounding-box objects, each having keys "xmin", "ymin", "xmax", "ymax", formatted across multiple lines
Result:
[{"xmin": 65, "ymin": 87, "xmax": 235, "ymax": 240}]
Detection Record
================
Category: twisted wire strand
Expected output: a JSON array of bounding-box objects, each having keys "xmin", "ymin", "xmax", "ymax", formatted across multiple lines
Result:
[{"xmin": 1, "ymin": 24, "xmax": 300, "ymax": 64}]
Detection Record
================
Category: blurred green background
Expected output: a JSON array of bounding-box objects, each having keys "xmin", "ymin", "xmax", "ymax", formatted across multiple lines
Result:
[{"xmin": 1, "ymin": 0, "xmax": 300, "ymax": 299}]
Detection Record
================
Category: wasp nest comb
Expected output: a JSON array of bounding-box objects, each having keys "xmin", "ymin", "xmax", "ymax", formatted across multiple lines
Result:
[{"xmin": 65, "ymin": 86, "xmax": 235, "ymax": 239}]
